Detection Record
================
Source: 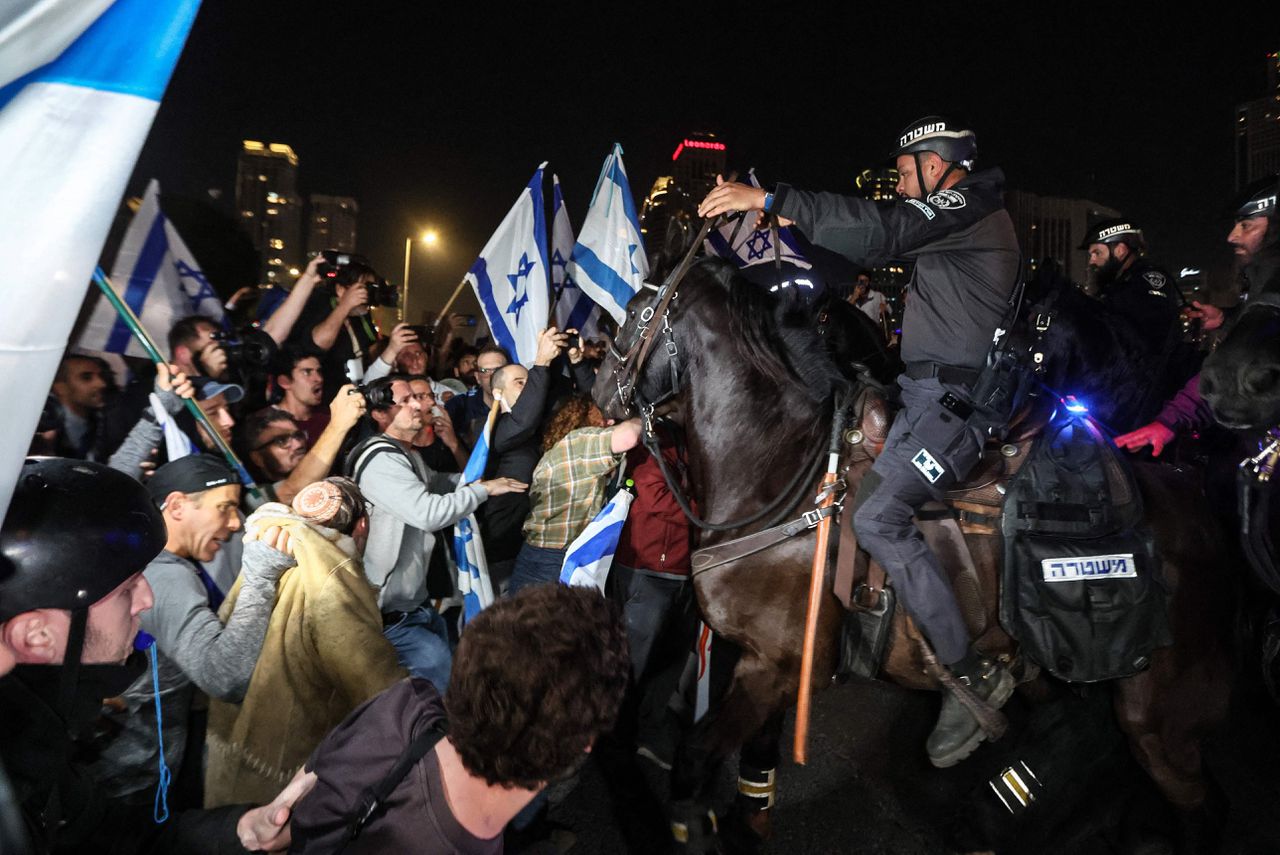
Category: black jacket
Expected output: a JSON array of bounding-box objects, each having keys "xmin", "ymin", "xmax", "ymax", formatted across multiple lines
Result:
[
  {"xmin": 774, "ymin": 169, "xmax": 1021, "ymax": 370},
  {"xmin": 1101, "ymin": 257, "xmax": 1182, "ymax": 357},
  {"xmin": 0, "ymin": 663, "xmax": 247, "ymax": 854}
]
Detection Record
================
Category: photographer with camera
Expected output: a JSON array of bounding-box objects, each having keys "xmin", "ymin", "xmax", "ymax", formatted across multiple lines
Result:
[
  {"xmin": 170, "ymin": 315, "xmax": 229, "ymax": 382},
  {"xmin": 345, "ymin": 374, "xmax": 526, "ymax": 690},
  {"xmin": 291, "ymin": 251, "xmax": 396, "ymax": 402},
  {"xmin": 237, "ymin": 382, "xmax": 366, "ymax": 507}
]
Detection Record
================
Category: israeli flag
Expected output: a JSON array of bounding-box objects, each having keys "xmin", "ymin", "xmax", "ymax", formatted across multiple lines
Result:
[
  {"xmin": 78, "ymin": 179, "xmax": 224, "ymax": 358},
  {"xmin": 465, "ymin": 163, "xmax": 550, "ymax": 366},
  {"xmin": 559, "ymin": 489, "xmax": 634, "ymax": 593},
  {"xmin": 149, "ymin": 392, "xmax": 195, "ymax": 462},
  {"xmin": 567, "ymin": 144, "xmax": 649, "ymax": 325},
  {"xmin": 454, "ymin": 402, "xmax": 499, "ymax": 623},
  {"xmin": 0, "ymin": 0, "xmax": 200, "ymax": 518},
  {"xmin": 705, "ymin": 170, "xmax": 811, "ymax": 271},
  {"xmin": 551, "ymin": 175, "xmax": 600, "ymax": 341}
]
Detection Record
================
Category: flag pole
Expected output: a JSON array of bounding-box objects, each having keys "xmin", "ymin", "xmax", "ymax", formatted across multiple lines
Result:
[
  {"xmin": 432, "ymin": 277, "xmax": 470, "ymax": 331},
  {"xmin": 91, "ymin": 267, "xmax": 262, "ymax": 500}
]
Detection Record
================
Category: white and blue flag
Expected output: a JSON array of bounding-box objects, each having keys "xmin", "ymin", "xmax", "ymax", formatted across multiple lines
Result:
[
  {"xmin": 559, "ymin": 488, "xmax": 634, "ymax": 594},
  {"xmin": 465, "ymin": 163, "xmax": 550, "ymax": 366},
  {"xmin": 705, "ymin": 170, "xmax": 811, "ymax": 271},
  {"xmin": 78, "ymin": 179, "xmax": 224, "ymax": 359},
  {"xmin": 551, "ymin": 175, "xmax": 600, "ymax": 341},
  {"xmin": 454, "ymin": 401, "xmax": 499, "ymax": 623},
  {"xmin": 0, "ymin": 0, "xmax": 200, "ymax": 518},
  {"xmin": 567, "ymin": 144, "xmax": 649, "ymax": 325}
]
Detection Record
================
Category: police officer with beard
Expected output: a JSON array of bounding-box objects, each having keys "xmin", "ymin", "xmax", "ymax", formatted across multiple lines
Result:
[
  {"xmin": 701, "ymin": 116, "xmax": 1021, "ymax": 768},
  {"xmin": 1080, "ymin": 218, "xmax": 1182, "ymax": 357}
]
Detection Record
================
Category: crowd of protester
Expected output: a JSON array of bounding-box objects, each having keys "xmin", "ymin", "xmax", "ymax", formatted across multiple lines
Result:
[
  {"xmin": 5, "ymin": 249, "xmax": 682, "ymax": 854},
  {"xmin": 5, "ymin": 158, "xmax": 1274, "ymax": 853}
]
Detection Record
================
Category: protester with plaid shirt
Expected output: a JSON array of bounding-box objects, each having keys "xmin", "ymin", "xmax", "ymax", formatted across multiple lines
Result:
[{"xmin": 508, "ymin": 417, "xmax": 642, "ymax": 594}]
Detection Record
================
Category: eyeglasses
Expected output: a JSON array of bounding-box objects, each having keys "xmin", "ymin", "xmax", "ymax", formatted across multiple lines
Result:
[
  {"xmin": 475, "ymin": 365, "xmax": 506, "ymax": 375},
  {"xmin": 254, "ymin": 429, "xmax": 307, "ymax": 451}
]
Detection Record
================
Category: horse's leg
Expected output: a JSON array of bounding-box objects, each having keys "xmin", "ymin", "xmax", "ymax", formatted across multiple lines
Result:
[
  {"xmin": 1113, "ymin": 646, "xmax": 1231, "ymax": 852},
  {"xmin": 727, "ymin": 710, "xmax": 786, "ymax": 845},
  {"xmin": 669, "ymin": 652, "xmax": 785, "ymax": 854}
]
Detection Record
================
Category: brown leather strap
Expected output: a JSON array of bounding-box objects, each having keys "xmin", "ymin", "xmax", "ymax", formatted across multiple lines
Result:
[{"xmin": 833, "ymin": 508, "xmax": 859, "ymax": 610}]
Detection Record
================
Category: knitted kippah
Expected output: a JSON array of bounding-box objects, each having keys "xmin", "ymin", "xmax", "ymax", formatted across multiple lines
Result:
[{"xmin": 292, "ymin": 477, "xmax": 364, "ymax": 531}]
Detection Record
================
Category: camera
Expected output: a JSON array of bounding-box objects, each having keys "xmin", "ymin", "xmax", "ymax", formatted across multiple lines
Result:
[
  {"xmin": 406, "ymin": 324, "xmax": 432, "ymax": 345},
  {"xmin": 315, "ymin": 249, "xmax": 400, "ymax": 309},
  {"xmin": 364, "ymin": 278, "xmax": 401, "ymax": 310},
  {"xmin": 210, "ymin": 326, "xmax": 276, "ymax": 373}
]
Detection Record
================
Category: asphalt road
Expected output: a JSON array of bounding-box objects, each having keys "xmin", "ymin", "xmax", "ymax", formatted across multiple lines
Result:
[{"xmin": 547, "ymin": 673, "xmax": 1280, "ymax": 855}]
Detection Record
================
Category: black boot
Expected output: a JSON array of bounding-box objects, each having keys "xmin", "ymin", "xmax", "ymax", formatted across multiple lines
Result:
[{"xmin": 927, "ymin": 649, "xmax": 1015, "ymax": 768}]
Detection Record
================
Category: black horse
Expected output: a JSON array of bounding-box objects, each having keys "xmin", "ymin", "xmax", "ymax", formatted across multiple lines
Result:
[{"xmin": 594, "ymin": 257, "xmax": 1234, "ymax": 853}]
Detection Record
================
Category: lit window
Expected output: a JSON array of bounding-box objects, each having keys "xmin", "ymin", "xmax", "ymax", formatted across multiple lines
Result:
[
  {"xmin": 269, "ymin": 238, "xmax": 283, "ymax": 249},
  {"xmin": 258, "ymin": 174, "xmax": 267, "ymax": 181},
  {"xmin": 266, "ymin": 207, "xmax": 278, "ymax": 216}
]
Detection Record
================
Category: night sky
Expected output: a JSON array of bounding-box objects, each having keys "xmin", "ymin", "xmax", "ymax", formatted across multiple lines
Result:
[{"xmin": 130, "ymin": 3, "xmax": 1277, "ymax": 314}]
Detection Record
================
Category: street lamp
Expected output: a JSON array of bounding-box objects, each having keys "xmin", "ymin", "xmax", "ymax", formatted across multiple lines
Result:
[{"xmin": 402, "ymin": 230, "xmax": 440, "ymax": 321}]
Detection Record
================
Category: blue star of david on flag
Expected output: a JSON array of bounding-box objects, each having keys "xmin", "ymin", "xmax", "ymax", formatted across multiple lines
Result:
[
  {"xmin": 506, "ymin": 253, "xmax": 536, "ymax": 323},
  {"xmin": 745, "ymin": 231, "xmax": 773, "ymax": 261},
  {"xmin": 628, "ymin": 244, "xmax": 641, "ymax": 275}
]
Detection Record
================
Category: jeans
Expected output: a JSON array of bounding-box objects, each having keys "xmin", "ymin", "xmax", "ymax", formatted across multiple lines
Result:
[
  {"xmin": 383, "ymin": 605, "xmax": 453, "ymax": 692},
  {"xmin": 508, "ymin": 544, "xmax": 565, "ymax": 595}
]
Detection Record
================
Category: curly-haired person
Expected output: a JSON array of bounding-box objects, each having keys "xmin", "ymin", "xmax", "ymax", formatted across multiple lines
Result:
[{"xmin": 236, "ymin": 583, "xmax": 630, "ymax": 854}]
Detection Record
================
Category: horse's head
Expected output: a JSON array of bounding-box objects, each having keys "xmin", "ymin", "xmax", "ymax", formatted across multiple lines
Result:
[
  {"xmin": 1017, "ymin": 263, "xmax": 1157, "ymax": 431},
  {"xmin": 1201, "ymin": 296, "xmax": 1280, "ymax": 430},
  {"xmin": 594, "ymin": 257, "xmax": 878, "ymax": 425},
  {"xmin": 591, "ymin": 260, "xmax": 717, "ymax": 422}
]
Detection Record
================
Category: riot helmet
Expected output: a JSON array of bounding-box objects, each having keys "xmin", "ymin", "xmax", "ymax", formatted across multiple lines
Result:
[
  {"xmin": 1231, "ymin": 175, "xmax": 1278, "ymax": 222},
  {"xmin": 1078, "ymin": 218, "xmax": 1146, "ymax": 252},
  {"xmin": 890, "ymin": 115, "xmax": 977, "ymax": 198},
  {"xmin": 0, "ymin": 457, "xmax": 165, "ymax": 622}
]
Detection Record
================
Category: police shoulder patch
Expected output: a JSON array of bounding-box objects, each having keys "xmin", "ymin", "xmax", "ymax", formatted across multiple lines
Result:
[
  {"xmin": 926, "ymin": 189, "xmax": 967, "ymax": 210},
  {"xmin": 1142, "ymin": 270, "xmax": 1166, "ymax": 290},
  {"xmin": 905, "ymin": 198, "xmax": 936, "ymax": 220},
  {"xmin": 912, "ymin": 448, "xmax": 946, "ymax": 483}
]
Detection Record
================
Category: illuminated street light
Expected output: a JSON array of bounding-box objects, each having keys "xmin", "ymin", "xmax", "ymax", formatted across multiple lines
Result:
[{"xmin": 403, "ymin": 229, "xmax": 442, "ymax": 321}]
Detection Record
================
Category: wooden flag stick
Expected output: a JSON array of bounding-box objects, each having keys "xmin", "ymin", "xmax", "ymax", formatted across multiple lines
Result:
[{"xmin": 432, "ymin": 278, "xmax": 471, "ymax": 330}]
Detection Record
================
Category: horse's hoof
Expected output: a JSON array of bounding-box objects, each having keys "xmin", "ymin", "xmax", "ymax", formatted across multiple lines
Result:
[{"xmin": 670, "ymin": 799, "xmax": 719, "ymax": 855}]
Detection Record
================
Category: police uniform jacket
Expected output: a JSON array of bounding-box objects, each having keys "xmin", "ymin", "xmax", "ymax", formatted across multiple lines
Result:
[
  {"xmin": 1101, "ymin": 257, "xmax": 1181, "ymax": 357},
  {"xmin": 772, "ymin": 168, "xmax": 1021, "ymax": 371}
]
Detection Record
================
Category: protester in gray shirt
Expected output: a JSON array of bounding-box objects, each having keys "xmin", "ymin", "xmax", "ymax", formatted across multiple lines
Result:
[
  {"xmin": 91, "ymin": 455, "xmax": 294, "ymax": 805},
  {"xmin": 346, "ymin": 375, "xmax": 525, "ymax": 693}
]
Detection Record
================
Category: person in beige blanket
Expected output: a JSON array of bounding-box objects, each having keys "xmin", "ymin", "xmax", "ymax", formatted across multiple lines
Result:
[{"xmin": 204, "ymin": 477, "xmax": 407, "ymax": 806}]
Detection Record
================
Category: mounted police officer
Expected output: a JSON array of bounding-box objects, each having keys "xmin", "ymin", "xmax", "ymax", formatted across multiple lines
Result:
[
  {"xmin": 700, "ymin": 115, "xmax": 1021, "ymax": 767},
  {"xmin": 1080, "ymin": 218, "xmax": 1184, "ymax": 363}
]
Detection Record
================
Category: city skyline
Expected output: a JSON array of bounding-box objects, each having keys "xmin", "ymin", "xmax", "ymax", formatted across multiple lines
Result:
[{"xmin": 126, "ymin": 4, "xmax": 1277, "ymax": 315}]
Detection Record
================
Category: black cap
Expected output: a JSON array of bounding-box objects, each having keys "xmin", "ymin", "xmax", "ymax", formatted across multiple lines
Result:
[
  {"xmin": 889, "ymin": 115, "xmax": 977, "ymax": 169},
  {"xmin": 191, "ymin": 376, "xmax": 244, "ymax": 403},
  {"xmin": 147, "ymin": 455, "xmax": 239, "ymax": 506},
  {"xmin": 1079, "ymin": 218, "xmax": 1144, "ymax": 250},
  {"xmin": 0, "ymin": 458, "xmax": 166, "ymax": 620}
]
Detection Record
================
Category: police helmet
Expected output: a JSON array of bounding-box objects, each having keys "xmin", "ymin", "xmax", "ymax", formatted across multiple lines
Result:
[
  {"xmin": 0, "ymin": 458, "xmax": 166, "ymax": 621},
  {"xmin": 890, "ymin": 115, "xmax": 977, "ymax": 170},
  {"xmin": 1231, "ymin": 175, "xmax": 1278, "ymax": 222},
  {"xmin": 1078, "ymin": 218, "xmax": 1145, "ymax": 251}
]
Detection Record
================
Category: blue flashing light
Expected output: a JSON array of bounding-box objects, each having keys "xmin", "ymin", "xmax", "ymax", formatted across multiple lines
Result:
[{"xmin": 1062, "ymin": 395, "xmax": 1089, "ymax": 415}]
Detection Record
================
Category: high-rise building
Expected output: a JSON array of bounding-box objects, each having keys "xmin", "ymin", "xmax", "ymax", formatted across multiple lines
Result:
[
  {"xmin": 854, "ymin": 167, "xmax": 898, "ymax": 201},
  {"xmin": 308, "ymin": 194, "xmax": 358, "ymax": 255},
  {"xmin": 670, "ymin": 133, "xmax": 727, "ymax": 200},
  {"xmin": 236, "ymin": 140, "xmax": 303, "ymax": 284},
  {"xmin": 1005, "ymin": 190, "xmax": 1120, "ymax": 284},
  {"xmin": 1235, "ymin": 49, "xmax": 1280, "ymax": 189}
]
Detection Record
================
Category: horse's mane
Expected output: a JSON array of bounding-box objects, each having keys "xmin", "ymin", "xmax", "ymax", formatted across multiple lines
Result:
[{"xmin": 686, "ymin": 258, "xmax": 849, "ymax": 403}]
